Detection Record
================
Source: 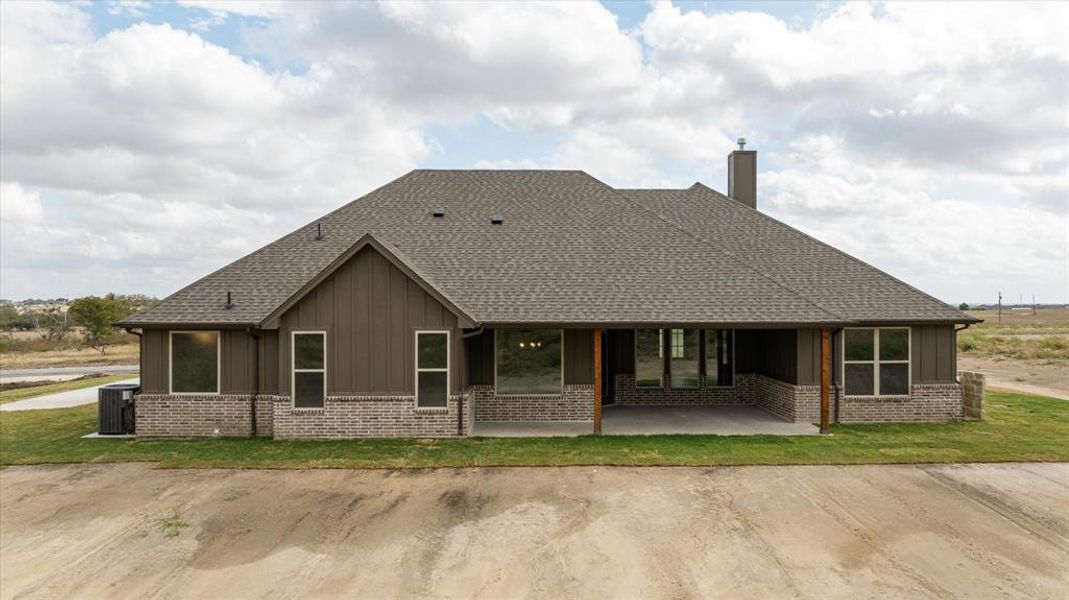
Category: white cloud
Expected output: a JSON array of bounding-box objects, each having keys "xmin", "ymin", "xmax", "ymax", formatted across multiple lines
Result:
[
  {"xmin": 1, "ymin": 1, "xmax": 1065, "ymax": 303},
  {"xmin": 0, "ymin": 182, "xmax": 45, "ymax": 224}
]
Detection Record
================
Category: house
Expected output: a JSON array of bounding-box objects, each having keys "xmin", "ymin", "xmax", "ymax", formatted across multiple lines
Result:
[{"xmin": 116, "ymin": 145, "xmax": 977, "ymax": 439}]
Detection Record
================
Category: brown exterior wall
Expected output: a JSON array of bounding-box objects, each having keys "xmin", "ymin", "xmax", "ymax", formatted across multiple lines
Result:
[
  {"xmin": 138, "ymin": 328, "xmax": 270, "ymax": 395},
  {"xmin": 277, "ymin": 246, "xmax": 466, "ymax": 396},
  {"xmin": 563, "ymin": 329, "xmax": 594, "ymax": 385},
  {"xmin": 912, "ymin": 325, "xmax": 957, "ymax": 383},
  {"xmin": 795, "ymin": 326, "xmax": 957, "ymax": 386}
]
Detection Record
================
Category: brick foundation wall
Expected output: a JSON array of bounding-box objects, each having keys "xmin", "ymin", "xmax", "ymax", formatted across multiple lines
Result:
[
  {"xmin": 135, "ymin": 394, "xmax": 254, "ymax": 438},
  {"xmin": 612, "ymin": 373, "xmax": 755, "ymax": 405},
  {"xmin": 271, "ymin": 394, "xmax": 469, "ymax": 439},
  {"xmin": 472, "ymin": 384, "xmax": 594, "ymax": 421},
  {"xmin": 837, "ymin": 383, "xmax": 963, "ymax": 423},
  {"xmin": 253, "ymin": 395, "xmax": 276, "ymax": 437},
  {"xmin": 752, "ymin": 375, "xmax": 819, "ymax": 422}
]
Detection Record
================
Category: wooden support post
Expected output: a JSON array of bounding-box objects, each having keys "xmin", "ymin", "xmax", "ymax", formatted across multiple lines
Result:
[
  {"xmin": 594, "ymin": 328, "xmax": 603, "ymax": 434},
  {"xmin": 820, "ymin": 327, "xmax": 831, "ymax": 434}
]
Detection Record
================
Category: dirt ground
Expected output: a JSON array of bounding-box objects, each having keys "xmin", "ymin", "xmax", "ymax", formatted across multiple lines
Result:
[
  {"xmin": 959, "ymin": 355, "xmax": 1069, "ymax": 399},
  {"xmin": 1, "ymin": 463, "xmax": 1066, "ymax": 599}
]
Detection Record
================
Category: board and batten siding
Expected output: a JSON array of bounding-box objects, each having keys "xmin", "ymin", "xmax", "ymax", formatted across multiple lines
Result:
[
  {"xmin": 795, "ymin": 325, "xmax": 957, "ymax": 386},
  {"xmin": 277, "ymin": 246, "xmax": 466, "ymax": 396},
  {"xmin": 139, "ymin": 328, "xmax": 274, "ymax": 395}
]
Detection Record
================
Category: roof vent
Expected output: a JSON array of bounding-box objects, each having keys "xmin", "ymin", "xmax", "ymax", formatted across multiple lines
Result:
[
  {"xmin": 225, "ymin": 291, "xmax": 234, "ymax": 310},
  {"xmin": 314, "ymin": 222, "xmax": 324, "ymax": 240},
  {"xmin": 490, "ymin": 213, "xmax": 503, "ymax": 225},
  {"xmin": 432, "ymin": 208, "xmax": 445, "ymax": 218}
]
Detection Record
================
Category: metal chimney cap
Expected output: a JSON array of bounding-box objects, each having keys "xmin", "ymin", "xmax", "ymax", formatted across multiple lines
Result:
[
  {"xmin": 737, "ymin": 137, "xmax": 746, "ymax": 151},
  {"xmin": 432, "ymin": 208, "xmax": 445, "ymax": 218},
  {"xmin": 490, "ymin": 213, "xmax": 503, "ymax": 225}
]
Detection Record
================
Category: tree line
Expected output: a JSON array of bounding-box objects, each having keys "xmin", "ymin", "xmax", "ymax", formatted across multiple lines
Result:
[{"xmin": 0, "ymin": 294, "xmax": 158, "ymax": 355}]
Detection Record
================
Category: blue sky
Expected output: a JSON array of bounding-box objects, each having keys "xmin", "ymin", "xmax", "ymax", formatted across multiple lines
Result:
[{"xmin": 1, "ymin": 1, "xmax": 1066, "ymax": 304}]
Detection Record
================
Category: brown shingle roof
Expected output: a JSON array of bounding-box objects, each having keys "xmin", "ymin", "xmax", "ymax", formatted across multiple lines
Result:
[{"xmin": 118, "ymin": 170, "xmax": 974, "ymax": 328}]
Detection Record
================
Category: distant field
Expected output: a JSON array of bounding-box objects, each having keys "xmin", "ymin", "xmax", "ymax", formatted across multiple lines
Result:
[
  {"xmin": 959, "ymin": 307, "xmax": 1068, "ymax": 396},
  {"xmin": 961, "ymin": 308, "xmax": 1069, "ymax": 360},
  {"xmin": 0, "ymin": 341, "xmax": 139, "ymax": 369}
]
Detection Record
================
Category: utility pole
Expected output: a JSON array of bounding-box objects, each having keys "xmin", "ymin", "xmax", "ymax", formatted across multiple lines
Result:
[
  {"xmin": 1033, "ymin": 295, "xmax": 1036, "ymax": 316},
  {"xmin": 998, "ymin": 291, "xmax": 1002, "ymax": 325}
]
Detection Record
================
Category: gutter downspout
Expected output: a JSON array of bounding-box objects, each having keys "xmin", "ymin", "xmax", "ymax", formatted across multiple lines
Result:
[{"xmin": 245, "ymin": 327, "xmax": 261, "ymax": 437}]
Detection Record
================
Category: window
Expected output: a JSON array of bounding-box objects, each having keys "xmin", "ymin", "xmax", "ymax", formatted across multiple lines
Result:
[
  {"xmin": 670, "ymin": 329, "xmax": 700, "ymax": 387},
  {"xmin": 844, "ymin": 327, "xmax": 910, "ymax": 396},
  {"xmin": 670, "ymin": 329, "xmax": 685, "ymax": 358},
  {"xmin": 292, "ymin": 332, "xmax": 325, "ymax": 408},
  {"xmin": 635, "ymin": 329, "xmax": 663, "ymax": 387},
  {"xmin": 170, "ymin": 331, "xmax": 219, "ymax": 394},
  {"xmin": 416, "ymin": 331, "xmax": 449, "ymax": 407},
  {"xmin": 495, "ymin": 329, "xmax": 562, "ymax": 395},
  {"xmin": 704, "ymin": 329, "xmax": 734, "ymax": 387}
]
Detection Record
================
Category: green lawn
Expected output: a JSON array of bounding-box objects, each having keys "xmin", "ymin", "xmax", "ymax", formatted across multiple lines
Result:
[
  {"xmin": 0, "ymin": 374, "xmax": 134, "ymax": 405},
  {"xmin": 1, "ymin": 390, "xmax": 1066, "ymax": 469}
]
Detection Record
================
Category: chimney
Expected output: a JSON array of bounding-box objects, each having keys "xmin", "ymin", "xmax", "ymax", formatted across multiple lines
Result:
[{"xmin": 728, "ymin": 137, "xmax": 756, "ymax": 209}]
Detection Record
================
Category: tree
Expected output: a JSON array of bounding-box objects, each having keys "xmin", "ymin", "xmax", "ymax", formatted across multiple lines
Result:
[
  {"xmin": 0, "ymin": 304, "xmax": 20, "ymax": 330},
  {"xmin": 30, "ymin": 306, "xmax": 71, "ymax": 342},
  {"xmin": 67, "ymin": 296, "xmax": 127, "ymax": 354},
  {"xmin": 959, "ymin": 302, "xmax": 970, "ymax": 311}
]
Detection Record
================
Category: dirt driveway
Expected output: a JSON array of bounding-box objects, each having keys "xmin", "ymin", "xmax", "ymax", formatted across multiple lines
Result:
[{"xmin": 2, "ymin": 463, "xmax": 1066, "ymax": 599}]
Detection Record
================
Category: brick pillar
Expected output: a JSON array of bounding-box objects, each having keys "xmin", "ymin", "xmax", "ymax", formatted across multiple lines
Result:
[{"xmin": 960, "ymin": 371, "xmax": 985, "ymax": 420}]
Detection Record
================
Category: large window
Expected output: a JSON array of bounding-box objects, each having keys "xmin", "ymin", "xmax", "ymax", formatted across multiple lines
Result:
[
  {"xmin": 844, "ymin": 327, "xmax": 910, "ymax": 396},
  {"xmin": 670, "ymin": 329, "xmax": 700, "ymax": 387},
  {"xmin": 292, "ymin": 332, "xmax": 325, "ymax": 408},
  {"xmin": 635, "ymin": 329, "xmax": 663, "ymax": 387},
  {"xmin": 704, "ymin": 329, "xmax": 734, "ymax": 387},
  {"xmin": 495, "ymin": 329, "xmax": 562, "ymax": 395},
  {"xmin": 416, "ymin": 331, "xmax": 449, "ymax": 407},
  {"xmin": 170, "ymin": 331, "xmax": 219, "ymax": 394}
]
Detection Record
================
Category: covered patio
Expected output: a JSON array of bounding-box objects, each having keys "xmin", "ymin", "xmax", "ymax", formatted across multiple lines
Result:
[{"xmin": 471, "ymin": 405, "xmax": 820, "ymax": 437}]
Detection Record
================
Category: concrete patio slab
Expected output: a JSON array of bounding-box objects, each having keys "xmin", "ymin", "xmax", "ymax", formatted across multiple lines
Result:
[
  {"xmin": 602, "ymin": 404, "xmax": 820, "ymax": 436},
  {"xmin": 471, "ymin": 405, "xmax": 820, "ymax": 437}
]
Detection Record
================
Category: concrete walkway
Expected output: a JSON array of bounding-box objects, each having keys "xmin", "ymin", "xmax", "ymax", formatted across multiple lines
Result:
[
  {"xmin": 473, "ymin": 405, "xmax": 819, "ymax": 437},
  {"xmin": 0, "ymin": 378, "xmax": 139, "ymax": 412}
]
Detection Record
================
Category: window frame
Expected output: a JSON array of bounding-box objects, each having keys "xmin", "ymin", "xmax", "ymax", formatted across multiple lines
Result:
[
  {"xmin": 703, "ymin": 329, "xmax": 737, "ymax": 389},
  {"xmin": 493, "ymin": 328, "xmax": 564, "ymax": 397},
  {"xmin": 634, "ymin": 328, "xmax": 665, "ymax": 389},
  {"xmin": 669, "ymin": 328, "xmax": 700, "ymax": 388},
  {"xmin": 291, "ymin": 330, "xmax": 327, "ymax": 409},
  {"xmin": 415, "ymin": 330, "xmax": 451, "ymax": 408},
  {"xmin": 168, "ymin": 330, "xmax": 221, "ymax": 396},
  {"xmin": 842, "ymin": 326, "xmax": 911, "ymax": 397}
]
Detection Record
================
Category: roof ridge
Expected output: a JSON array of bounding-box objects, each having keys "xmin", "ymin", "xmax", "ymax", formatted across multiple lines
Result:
[
  {"xmin": 685, "ymin": 184, "xmax": 971, "ymax": 318},
  {"xmin": 580, "ymin": 172, "xmax": 848, "ymax": 323}
]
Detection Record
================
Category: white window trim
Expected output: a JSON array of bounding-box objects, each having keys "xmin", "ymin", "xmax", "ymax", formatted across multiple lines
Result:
[
  {"xmin": 635, "ymin": 328, "xmax": 665, "ymax": 389},
  {"xmin": 169, "ymin": 330, "xmax": 221, "ymax": 396},
  {"xmin": 703, "ymin": 329, "xmax": 737, "ymax": 390},
  {"xmin": 291, "ymin": 330, "xmax": 327, "ymax": 409},
  {"xmin": 493, "ymin": 328, "xmax": 565, "ymax": 397},
  {"xmin": 416, "ymin": 330, "xmax": 451, "ymax": 408},
  {"xmin": 843, "ymin": 326, "xmax": 911, "ymax": 397}
]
